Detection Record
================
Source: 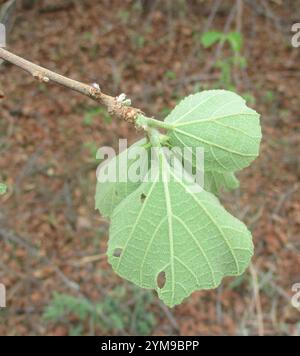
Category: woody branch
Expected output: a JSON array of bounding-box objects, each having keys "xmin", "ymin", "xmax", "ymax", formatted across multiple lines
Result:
[{"xmin": 0, "ymin": 47, "xmax": 142, "ymax": 124}]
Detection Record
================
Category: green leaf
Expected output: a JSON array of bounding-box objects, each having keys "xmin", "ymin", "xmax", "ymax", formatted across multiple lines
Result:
[
  {"xmin": 234, "ymin": 55, "xmax": 247, "ymax": 69},
  {"xmin": 201, "ymin": 31, "xmax": 223, "ymax": 48},
  {"xmin": 204, "ymin": 171, "xmax": 239, "ymax": 195},
  {"xmin": 165, "ymin": 70, "xmax": 177, "ymax": 80},
  {"xmin": 0, "ymin": 183, "xmax": 7, "ymax": 195},
  {"xmin": 164, "ymin": 90, "xmax": 262, "ymax": 172},
  {"xmin": 108, "ymin": 151, "xmax": 253, "ymax": 307},
  {"xmin": 43, "ymin": 293, "xmax": 93, "ymax": 321},
  {"xmin": 226, "ymin": 31, "xmax": 243, "ymax": 53},
  {"xmin": 95, "ymin": 138, "xmax": 149, "ymax": 218}
]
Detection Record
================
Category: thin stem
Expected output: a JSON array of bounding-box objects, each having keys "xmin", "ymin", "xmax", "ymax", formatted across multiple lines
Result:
[
  {"xmin": 147, "ymin": 127, "xmax": 162, "ymax": 147},
  {"xmin": 0, "ymin": 47, "xmax": 142, "ymax": 123},
  {"xmin": 136, "ymin": 115, "xmax": 174, "ymax": 131}
]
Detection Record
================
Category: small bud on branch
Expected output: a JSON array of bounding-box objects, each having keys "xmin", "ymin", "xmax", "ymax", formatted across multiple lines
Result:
[{"xmin": 0, "ymin": 47, "xmax": 142, "ymax": 124}]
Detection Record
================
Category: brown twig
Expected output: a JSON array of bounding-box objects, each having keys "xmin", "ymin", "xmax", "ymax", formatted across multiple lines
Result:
[
  {"xmin": 235, "ymin": 0, "xmax": 243, "ymax": 33},
  {"xmin": 272, "ymin": 183, "xmax": 299, "ymax": 218},
  {"xmin": 204, "ymin": 2, "xmax": 237, "ymax": 73},
  {"xmin": 0, "ymin": 226, "xmax": 80, "ymax": 292},
  {"xmin": 203, "ymin": 0, "xmax": 222, "ymax": 33},
  {"xmin": 249, "ymin": 263, "xmax": 264, "ymax": 336},
  {"xmin": 0, "ymin": 47, "xmax": 142, "ymax": 124}
]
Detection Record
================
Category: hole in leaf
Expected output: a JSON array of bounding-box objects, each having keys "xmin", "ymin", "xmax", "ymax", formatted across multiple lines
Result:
[
  {"xmin": 113, "ymin": 248, "xmax": 122, "ymax": 257},
  {"xmin": 157, "ymin": 271, "xmax": 166, "ymax": 289},
  {"xmin": 140, "ymin": 193, "xmax": 146, "ymax": 203}
]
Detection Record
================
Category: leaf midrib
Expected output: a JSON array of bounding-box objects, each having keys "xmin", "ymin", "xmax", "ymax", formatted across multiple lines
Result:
[
  {"xmin": 162, "ymin": 157, "xmax": 175, "ymax": 305},
  {"xmin": 173, "ymin": 112, "xmax": 257, "ymax": 127},
  {"xmin": 172, "ymin": 129, "xmax": 257, "ymax": 157},
  {"xmin": 169, "ymin": 168, "xmax": 241, "ymax": 275}
]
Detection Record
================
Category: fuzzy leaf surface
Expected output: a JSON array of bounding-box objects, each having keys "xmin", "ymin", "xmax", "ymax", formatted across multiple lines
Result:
[
  {"xmin": 204, "ymin": 171, "xmax": 240, "ymax": 195},
  {"xmin": 95, "ymin": 138, "xmax": 149, "ymax": 218},
  {"xmin": 108, "ymin": 151, "xmax": 253, "ymax": 307},
  {"xmin": 165, "ymin": 90, "xmax": 262, "ymax": 172}
]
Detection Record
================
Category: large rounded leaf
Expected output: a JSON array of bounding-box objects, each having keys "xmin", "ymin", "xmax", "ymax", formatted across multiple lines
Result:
[
  {"xmin": 165, "ymin": 90, "xmax": 262, "ymax": 172},
  {"xmin": 108, "ymin": 151, "xmax": 253, "ymax": 307}
]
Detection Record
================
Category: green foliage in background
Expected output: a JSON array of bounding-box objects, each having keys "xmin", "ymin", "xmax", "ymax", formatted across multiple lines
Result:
[
  {"xmin": 201, "ymin": 30, "xmax": 243, "ymax": 53},
  {"xmin": 0, "ymin": 183, "xmax": 7, "ymax": 195},
  {"xmin": 44, "ymin": 286, "xmax": 156, "ymax": 335},
  {"xmin": 201, "ymin": 30, "xmax": 247, "ymax": 90},
  {"xmin": 83, "ymin": 106, "xmax": 112, "ymax": 126}
]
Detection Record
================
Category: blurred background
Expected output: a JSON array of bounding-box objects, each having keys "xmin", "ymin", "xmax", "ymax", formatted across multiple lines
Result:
[{"xmin": 0, "ymin": 0, "xmax": 299, "ymax": 336}]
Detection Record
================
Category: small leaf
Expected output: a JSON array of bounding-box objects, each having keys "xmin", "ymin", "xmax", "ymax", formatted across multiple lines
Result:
[
  {"xmin": 234, "ymin": 55, "xmax": 247, "ymax": 69},
  {"xmin": 201, "ymin": 31, "xmax": 223, "ymax": 48},
  {"xmin": 204, "ymin": 171, "xmax": 239, "ymax": 195},
  {"xmin": 165, "ymin": 70, "xmax": 177, "ymax": 80},
  {"xmin": 226, "ymin": 31, "xmax": 243, "ymax": 53},
  {"xmin": 0, "ymin": 183, "xmax": 7, "ymax": 195},
  {"xmin": 165, "ymin": 90, "xmax": 262, "ymax": 172},
  {"xmin": 95, "ymin": 138, "xmax": 149, "ymax": 218},
  {"xmin": 108, "ymin": 151, "xmax": 253, "ymax": 307}
]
